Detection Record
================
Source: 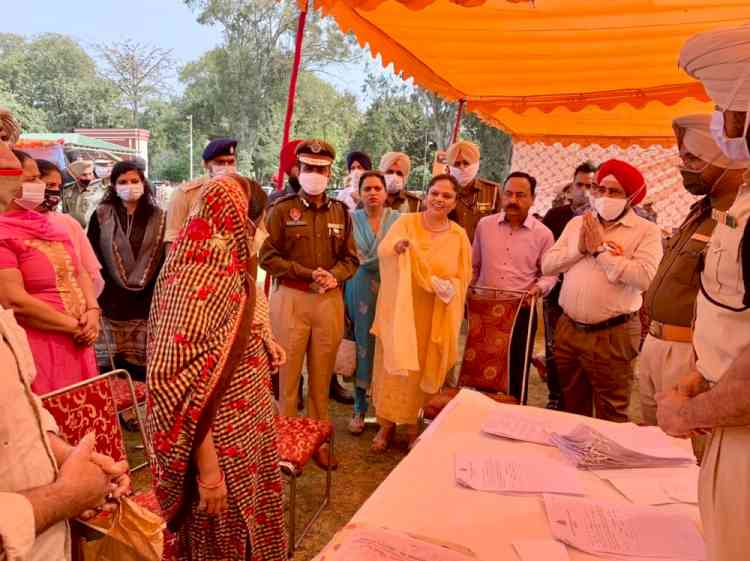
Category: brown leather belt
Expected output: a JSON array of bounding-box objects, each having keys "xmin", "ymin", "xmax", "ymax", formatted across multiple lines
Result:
[{"xmin": 648, "ymin": 320, "xmax": 693, "ymax": 343}]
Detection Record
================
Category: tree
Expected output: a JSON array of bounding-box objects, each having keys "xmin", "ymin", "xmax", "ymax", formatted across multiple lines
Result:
[
  {"xmin": 181, "ymin": 0, "xmax": 356, "ymax": 171},
  {"xmin": 0, "ymin": 33, "xmax": 124, "ymax": 131},
  {"xmin": 0, "ymin": 83, "xmax": 48, "ymax": 133},
  {"xmin": 96, "ymin": 40, "xmax": 175, "ymax": 127}
]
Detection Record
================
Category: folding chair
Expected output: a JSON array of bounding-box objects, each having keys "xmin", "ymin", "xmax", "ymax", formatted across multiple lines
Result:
[
  {"xmin": 41, "ymin": 372, "xmax": 175, "ymax": 556},
  {"xmin": 423, "ymin": 286, "xmax": 536, "ymax": 420},
  {"xmin": 275, "ymin": 415, "xmax": 334, "ymax": 557},
  {"xmin": 43, "ymin": 369, "xmax": 150, "ymax": 470}
]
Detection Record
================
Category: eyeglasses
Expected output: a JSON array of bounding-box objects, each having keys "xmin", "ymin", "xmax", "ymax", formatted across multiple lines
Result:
[
  {"xmin": 574, "ymin": 181, "xmax": 594, "ymax": 189},
  {"xmin": 590, "ymin": 184, "xmax": 626, "ymax": 198}
]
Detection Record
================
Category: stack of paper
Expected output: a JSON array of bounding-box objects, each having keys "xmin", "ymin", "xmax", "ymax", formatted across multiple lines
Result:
[
  {"xmin": 455, "ymin": 454, "xmax": 584, "ymax": 496},
  {"xmin": 481, "ymin": 409, "xmax": 581, "ymax": 446},
  {"xmin": 543, "ymin": 494, "xmax": 706, "ymax": 560},
  {"xmin": 550, "ymin": 424, "xmax": 695, "ymax": 469}
]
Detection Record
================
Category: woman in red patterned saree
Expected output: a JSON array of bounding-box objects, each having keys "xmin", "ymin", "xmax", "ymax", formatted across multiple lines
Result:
[{"xmin": 146, "ymin": 175, "xmax": 286, "ymax": 561}]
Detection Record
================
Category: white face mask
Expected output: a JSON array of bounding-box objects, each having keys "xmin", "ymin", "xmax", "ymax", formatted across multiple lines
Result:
[
  {"xmin": 298, "ymin": 172, "xmax": 329, "ymax": 196},
  {"xmin": 14, "ymin": 181, "xmax": 46, "ymax": 210},
  {"xmin": 592, "ymin": 196, "xmax": 627, "ymax": 222},
  {"xmin": 385, "ymin": 173, "xmax": 403, "ymax": 194},
  {"xmin": 210, "ymin": 164, "xmax": 237, "ymax": 178},
  {"xmin": 449, "ymin": 162, "xmax": 480, "ymax": 187},
  {"xmin": 710, "ymin": 110, "xmax": 750, "ymax": 162},
  {"xmin": 349, "ymin": 170, "xmax": 362, "ymax": 190},
  {"xmin": 116, "ymin": 182, "xmax": 144, "ymax": 202}
]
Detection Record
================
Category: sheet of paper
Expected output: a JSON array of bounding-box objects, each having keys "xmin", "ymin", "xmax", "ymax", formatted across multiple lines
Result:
[
  {"xmin": 324, "ymin": 527, "xmax": 476, "ymax": 561},
  {"xmin": 512, "ymin": 540, "xmax": 570, "ymax": 561},
  {"xmin": 543, "ymin": 494, "xmax": 706, "ymax": 560},
  {"xmin": 481, "ymin": 411, "xmax": 556, "ymax": 446},
  {"xmin": 605, "ymin": 476, "xmax": 675, "ymax": 505},
  {"xmin": 661, "ymin": 473, "xmax": 699, "ymax": 504},
  {"xmin": 455, "ymin": 454, "xmax": 583, "ymax": 495}
]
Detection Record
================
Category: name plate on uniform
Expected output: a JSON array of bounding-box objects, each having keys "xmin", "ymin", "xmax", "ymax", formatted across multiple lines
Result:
[
  {"xmin": 712, "ymin": 209, "xmax": 737, "ymax": 229},
  {"xmin": 328, "ymin": 223, "xmax": 344, "ymax": 237}
]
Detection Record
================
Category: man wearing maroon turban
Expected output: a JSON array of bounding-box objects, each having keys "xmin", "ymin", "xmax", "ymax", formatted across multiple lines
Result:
[
  {"xmin": 267, "ymin": 139, "xmax": 303, "ymax": 206},
  {"xmin": 542, "ymin": 159, "xmax": 663, "ymax": 421}
]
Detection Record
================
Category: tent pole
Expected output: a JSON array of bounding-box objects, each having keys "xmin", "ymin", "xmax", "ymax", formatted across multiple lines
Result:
[
  {"xmin": 450, "ymin": 99, "xmax": 465, "ymax": 144},
  {"xmin": 275, "ymin": 4, "xmax": 308, "ymax": 190}
]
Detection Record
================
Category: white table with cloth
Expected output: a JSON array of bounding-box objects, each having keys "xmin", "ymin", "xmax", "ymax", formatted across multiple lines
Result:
[{"xmin": 315, "ymin": 389, "xmax": 702, "ymax": 561}]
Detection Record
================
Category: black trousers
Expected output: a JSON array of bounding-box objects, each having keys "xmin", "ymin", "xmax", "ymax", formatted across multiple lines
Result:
[
  {"xmin": 542, "ymin": 295, "xmax": 564, "ymax": 405},
  {"xmin": 509, "ymin": 305, "xmax": 537, "ymax": 402}
]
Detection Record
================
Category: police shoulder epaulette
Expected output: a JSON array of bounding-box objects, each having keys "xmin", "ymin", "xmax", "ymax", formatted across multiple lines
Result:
[{"xmin": 267, "ymin": 192, "xmax": 298, "ymax": 208}]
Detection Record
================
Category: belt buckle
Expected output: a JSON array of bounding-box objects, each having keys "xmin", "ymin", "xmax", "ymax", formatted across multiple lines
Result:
[{"xmin": 649, "ymin": 321, "xmax": 664, "ymax": 339}]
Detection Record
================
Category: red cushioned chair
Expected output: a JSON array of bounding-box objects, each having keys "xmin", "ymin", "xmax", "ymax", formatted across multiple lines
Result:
[
  {"xmin": 423, "ymin": 287, "xmax": 536, "ymax": 420},
  {"xmin": 275, "ymin": 415, "xmax": 334, "ymax": 557},
  {"xmin": 41, "ymin": 371, "xmax": 173, "ymax": 556}
]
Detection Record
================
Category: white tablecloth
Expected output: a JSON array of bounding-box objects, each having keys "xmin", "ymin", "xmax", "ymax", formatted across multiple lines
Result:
[{"xmin": 326, "ymin": 389, "xmax": 702, "ymax": 561}]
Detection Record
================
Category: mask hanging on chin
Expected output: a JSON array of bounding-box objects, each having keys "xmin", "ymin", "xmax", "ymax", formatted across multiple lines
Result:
[
  {"xmin": 14, "ymin": 181, "xmax": 46, "ymax": 211},
  {"xmin": 298, "ymin": 172, "xmax": 329, "ymax": 196},
  {"xmin": 385, "ymin": 174, "xmax": 403, "ymax": 194}
]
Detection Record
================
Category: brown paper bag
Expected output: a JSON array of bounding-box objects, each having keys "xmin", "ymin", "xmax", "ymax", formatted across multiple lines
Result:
[{"xmin": 81, "ymin": 497, "xmax": 165, "ymax": 561}]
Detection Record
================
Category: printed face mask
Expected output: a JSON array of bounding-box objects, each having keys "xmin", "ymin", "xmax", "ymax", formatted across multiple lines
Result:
[
  {"xmin": 14, "ymin": 181, "xmax": 46, "ymax": 210},
  {"xmin": 38, "ymin": 188, "xmax": 62, "ymax": 212}
]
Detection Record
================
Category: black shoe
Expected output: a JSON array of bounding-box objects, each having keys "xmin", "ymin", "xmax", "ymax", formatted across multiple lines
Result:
[{"xmin": 330, "ymin": 376, "xmax": 354, "ymax": 404}]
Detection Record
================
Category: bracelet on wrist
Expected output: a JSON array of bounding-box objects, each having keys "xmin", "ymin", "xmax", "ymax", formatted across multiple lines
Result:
[
  {"xmin": 197, "ymin": 471, "xmax": 225, "ymax": 489},
  {"xmin": 86, "ymin": 306, "xmax": 102, "ymax": 313}
]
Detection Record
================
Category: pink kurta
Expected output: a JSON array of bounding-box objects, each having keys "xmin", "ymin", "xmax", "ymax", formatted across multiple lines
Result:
[{"xmin": 0, "ymin": 211, "xmax": 97, "ymax": 394}]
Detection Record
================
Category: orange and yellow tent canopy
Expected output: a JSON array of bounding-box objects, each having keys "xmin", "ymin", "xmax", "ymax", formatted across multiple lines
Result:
[{"xmin": 309, "ymin": 0, "xmax": 750, "ymax": 147}]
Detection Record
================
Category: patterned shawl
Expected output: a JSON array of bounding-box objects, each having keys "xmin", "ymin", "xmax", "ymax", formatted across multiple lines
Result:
[
  {"xmin": 96, "ymin": 202, "xmax": 165, "ymax": 291},
  {"xmin": 146, "ymin": 175, "xmax": 256, "ymax": 526}
]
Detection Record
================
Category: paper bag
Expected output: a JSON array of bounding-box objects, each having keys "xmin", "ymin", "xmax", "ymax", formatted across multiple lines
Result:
[{"xmin": 82, "ymin": 497, "xmax": 165, "ymax": 561}]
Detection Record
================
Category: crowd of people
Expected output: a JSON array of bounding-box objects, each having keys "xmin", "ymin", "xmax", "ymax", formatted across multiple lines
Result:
[{"xmin": 1, "ymin": 22, "xmax": 749, "ymax": 561}]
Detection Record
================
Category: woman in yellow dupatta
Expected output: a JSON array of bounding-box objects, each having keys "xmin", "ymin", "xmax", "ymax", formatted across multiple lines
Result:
[{"xmin": 371, "ymin": 174, "xmax": 472, "ymax": 451}]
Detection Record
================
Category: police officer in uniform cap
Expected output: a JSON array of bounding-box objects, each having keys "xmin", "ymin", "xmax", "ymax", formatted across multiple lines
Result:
[
  {"xmin": 655, "ymin": 25, "xmax": 750, "ymax": 561},
  {"xmin": 260, "ymin": 139, "xmax": 359, "ymax": 469},
  {"xmin": 639, "ymin": 114, "xmax": 747, "ymax": 426},
  {"xmin": 445, "ymin": 139, "xmax": 501, "ymax": 242}
]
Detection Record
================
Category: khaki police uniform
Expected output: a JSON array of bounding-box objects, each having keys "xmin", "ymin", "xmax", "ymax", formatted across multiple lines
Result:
[
  {"xmin": 691, "ymin": 184, "xmax": 750, "ymax": 561},
  {"xmin": 639, "ymin": 192, "xmax": 735, "ymax": 425},
  {"xmin": 450, "ymin": 177, "xmax": 501, "ymax": 242},
  {"xmin": 260, "ymin": 188, "xmax": 359, "ymax": 420},
  {"xmin": 386, "ymin": 191, "xmax": 421, "ymax": 213}
]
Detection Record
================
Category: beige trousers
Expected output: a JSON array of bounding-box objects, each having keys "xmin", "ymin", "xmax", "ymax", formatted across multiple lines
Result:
[
  {"xmin": 638, "ymin": 335, "xmax": 695, "ymax": 426},
  {"xmin": 699, "ymin": 426, "xmax": 750, "ymax": 561},
  {"xmin": 270, "ymin": 284, "xmax": 344, "ymax": 420}
]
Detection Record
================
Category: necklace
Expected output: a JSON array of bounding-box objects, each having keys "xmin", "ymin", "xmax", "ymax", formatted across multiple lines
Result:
[{"xmin": 421, "ymin": 212, "xmax": 450, "ymax": 233}]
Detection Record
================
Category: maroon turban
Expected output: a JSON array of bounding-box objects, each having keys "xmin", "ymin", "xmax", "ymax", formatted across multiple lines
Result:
[
  {"xmin": 280, "ymin": 139, "xmax": 302, "ymax": 177},
  {"xmin": 596, "ymin": 159, "xmax": 647, "ymax": 205}
]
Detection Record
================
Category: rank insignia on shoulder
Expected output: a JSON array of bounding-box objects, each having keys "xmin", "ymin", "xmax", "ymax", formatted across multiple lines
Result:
[{"xmin": 712, "ymin": 209, "xmax": 738, "ymax": 229}]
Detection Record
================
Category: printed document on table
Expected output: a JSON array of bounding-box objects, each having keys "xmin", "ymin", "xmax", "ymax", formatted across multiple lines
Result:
[
  {"xmin": 481, "ymin": 409, "xmax": 581, "ymax": 446},
  {"xmin": 323, "ymin": 526, "xmax": 477, "ymax": 561},
  {"xmin": 455, "ymin": 454, "xmax": 584, "ymax": 495},
  {"xmin": 543, "ymin": 494, "xmax": 706, "ymax": 560}
]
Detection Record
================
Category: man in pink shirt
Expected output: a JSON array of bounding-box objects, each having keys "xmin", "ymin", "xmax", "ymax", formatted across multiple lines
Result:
[{"xmin": 472, "ymin": 171, "xmax": 556, "ymax": 399}]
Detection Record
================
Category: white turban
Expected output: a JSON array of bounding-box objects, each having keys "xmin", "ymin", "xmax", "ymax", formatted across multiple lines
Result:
[
  {"xmin": 68, "ymin": 160, "xmax": 94, "ymax": 178},
  {"xmin": 679, "ymin": 23, "xmax": 750, "ymax": 110},
  {"xmin": 379, "ymin": 152, "xmax": 411, "ymax": 179},
  {"xmin": 673, "ymin": 114, "xmax": 750, "ymax": 170}
]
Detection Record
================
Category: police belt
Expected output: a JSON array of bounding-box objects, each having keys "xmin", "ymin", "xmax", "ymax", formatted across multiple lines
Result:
[
  {"xmin": 567, "ymin": 312, "xmax": 635, "ymax": 333},
  {"xmin": 647, "ymin": 320, "xmax": 693, "ymax": 343}
]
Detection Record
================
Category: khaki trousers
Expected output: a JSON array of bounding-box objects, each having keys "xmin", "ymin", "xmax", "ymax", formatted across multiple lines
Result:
[
  {"xmin": 554, "ymin": 315, "xmax": 641, "ymax": 422},
  {"xmin": 699, "ymin": 426, "xmax": 750, "ymax": 561},
  {"xmin": 270, "ymin": 284, "xmax": 344, "ymax": 420},
  {"xmin": 637, "ymin": 335, "xmax": 695, "ymax": 426}
]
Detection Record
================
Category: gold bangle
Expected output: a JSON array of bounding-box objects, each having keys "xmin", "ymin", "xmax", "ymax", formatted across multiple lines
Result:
[{"xmin": 197, "ymin": 471, "xmax": 225, "ymax": 489}]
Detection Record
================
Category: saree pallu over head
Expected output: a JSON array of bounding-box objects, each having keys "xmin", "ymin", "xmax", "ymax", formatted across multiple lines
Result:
[
  {"xmin": 146, "ymin": 176, "xmax": 255, "ymax": 525},
  {"xmin": 96, "ymin": 202, "xmax": 165, "ymax": 291},
  {"xmin": 372, "ymin": 213, "xmax": 472, "ymax": 394}
]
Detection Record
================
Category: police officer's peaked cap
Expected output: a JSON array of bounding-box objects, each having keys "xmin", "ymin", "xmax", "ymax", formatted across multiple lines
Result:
[
  {"xmin": 296, "ymin": 139, "xmax": 335, "ymax": 167},
  {"xmin": 202, "ymin": 138, "xmax": 238, "ymax": 162}
]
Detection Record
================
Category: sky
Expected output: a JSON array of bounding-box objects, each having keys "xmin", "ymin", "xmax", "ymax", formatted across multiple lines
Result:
[{"xmin": 1, "ymin": 0, "xmax": 369, "ymax": 99}]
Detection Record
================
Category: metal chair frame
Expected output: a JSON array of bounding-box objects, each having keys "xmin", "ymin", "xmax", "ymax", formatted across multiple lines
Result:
[{"xmin": 280, "ymin": 430, "xmax": 334, "ymax": 558}]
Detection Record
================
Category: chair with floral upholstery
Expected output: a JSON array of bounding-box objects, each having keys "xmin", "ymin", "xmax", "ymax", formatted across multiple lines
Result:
[
  {"xmin": 423, "ymin": 287, "xmax": 536, "ymax": 420},
  {"xmin": 275, "ymin": 415, "xmax": 334, "ymax": 557}
]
